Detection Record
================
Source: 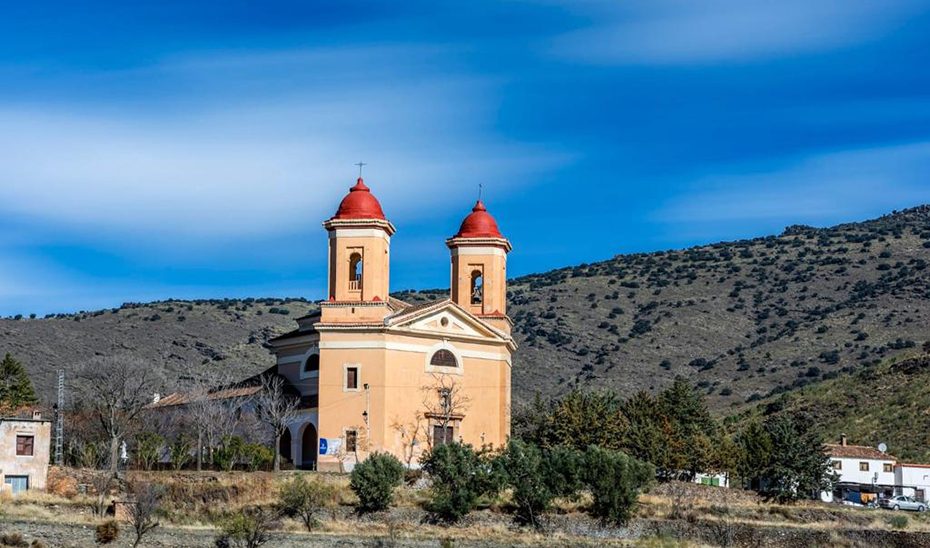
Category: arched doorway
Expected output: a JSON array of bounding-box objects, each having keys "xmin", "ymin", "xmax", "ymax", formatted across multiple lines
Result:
[
  {"xmin": 300, "ymin": 423, "xmax": 318, "ymax": 470},
  {"xmin": 279, "ymin": 428, "xmax": 292, "ymax": 466}
]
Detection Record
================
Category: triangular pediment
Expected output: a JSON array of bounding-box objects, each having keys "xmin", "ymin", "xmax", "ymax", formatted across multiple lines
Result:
[{"xmin": 387, "ymin": 300, "xmax": 506, "ymax": 341}]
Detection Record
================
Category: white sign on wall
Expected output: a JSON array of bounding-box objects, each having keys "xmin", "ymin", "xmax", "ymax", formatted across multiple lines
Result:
[{"xmin": 318, "ymin": 438, "xmax": 342, "ymax": 456}]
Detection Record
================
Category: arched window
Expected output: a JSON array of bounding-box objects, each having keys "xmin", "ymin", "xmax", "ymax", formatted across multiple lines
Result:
[
  {"xmin": 430, "ymin": 349, "xmax": 458, "ymax": 368},
  {"xmin": 303, "ymin": 354, "xmax": 320, "ymax": 373},
  {"xmin": 470, "ymin": 270, "xmax": 483, "ymax": 304},
  {"xmin": 349, "ymin": 253, "xmax": 363, "ymax": 290}
]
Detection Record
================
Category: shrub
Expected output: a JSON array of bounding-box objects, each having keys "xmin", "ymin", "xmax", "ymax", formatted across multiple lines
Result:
[
  {"xmin": 278, "ymin": 475, "xmax": 337, "ymax": 531},
  {"xmin": 95, "ymin": 520, "xmax": 120, "ymax": 544},
  {"xmin": 215, "ymin": 507, "xmax": 278, "ymax": 548},
  {"xmin": 133, "ymin": 432, "xmax": 164, "ymax": 471},
  {"xmin": 349, "ymin": 452, "xmax": 405, "ymax": 512},
  {"xmin": 888, "ymin": 514, "xmax": 909, "ymax": 529},
  {"xmin": 241, "ymin": 444, "xmax": 274, "ymax": 472},
  {"xmin": 421, "ymin": 442, "xmax": 501, "ymax": 522},
  {"xmin": 214, "ymin": 436, "xmax": 246, "ymax": 472},
  {"xmin": 582, "ymin": 446, "xmax": 654, "ymax": 525},
  {"xmin": 169, "ymin": 437, "xmax": 194, "ymax": 471},
  {"xmin": 126, "ymin": 481, "xmax": 163, "ymax": 548},
  {"xmin": 497, "ymin": 439, "xmax": 584, "ymax": 527},
  {"xmin": 0, "ymin": 532, "xmax": 27, "ymax": 547}
]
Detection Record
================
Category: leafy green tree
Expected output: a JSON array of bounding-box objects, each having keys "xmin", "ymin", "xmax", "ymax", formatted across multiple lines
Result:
[
  {"xmin": 421, "ymin": 442, "xmax": 501, "ymax": 522},
  {"xmin": 735, "ymin": 419, "xmax": 772, "ymax": 488},
  {"xmin": 349, "ymin": 452, "xmax": 405, "ymax": 512},
  {"xmin": 133, "ymin": 432, "xmax": 164, "ymax": 471},
  {"xmin": 620, "ymin": 391, "xmax": 668, "ymax": 469},
  {"xmin": 497, "ymin": 439, "xmax": 553, "ymax": 527},
  {"xmin": 241, "ymin": 444, "xmax": 274, "ymax": 472},
  {"xmin": 169, "ymin": 436, "xmax": 194, "ymax": 471},
  {"xmin": 582, "ymin": 446, "xmax": 654, "ymax": 525},
  {"xmin": 513, "ymin": 389, "xmax": 627, "ymax": 451},
  {"xmin": 736, "ymin": 414, "xmax": 836, "ymax": 503},
  {"xmin": 0, "ymin": 353, "xmax": 38, "ymax": 410},
  {"xmin": 278, "ymin": 475, "xmax": 337, "ymax": 531}
]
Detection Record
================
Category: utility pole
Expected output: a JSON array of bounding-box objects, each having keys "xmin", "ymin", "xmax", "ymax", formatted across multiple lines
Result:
[{"xmin": 54, "ymin": 369, "xmax": 64, "ymax": 465}]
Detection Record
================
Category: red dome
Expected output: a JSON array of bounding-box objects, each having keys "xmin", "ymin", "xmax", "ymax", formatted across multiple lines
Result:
[
  {"xmin": 454, "ymin": 200, "xmax": 504, "ymax": 238},
  {"xmin": 331, "ymin": 178, "xmax": 386, "ymax": 220}
]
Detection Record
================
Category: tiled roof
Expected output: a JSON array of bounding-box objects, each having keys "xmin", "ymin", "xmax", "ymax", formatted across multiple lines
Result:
[
  {"xmin": 826, "ymin": 444, "xmax": 896, "ymax": 460},
  {"xmin": 150, "ymin": 366, "xmax": 300, "ymax": 408},
  {"xmin": 152, "ymin": 385, "xmax": 262, "ymax": 407}
]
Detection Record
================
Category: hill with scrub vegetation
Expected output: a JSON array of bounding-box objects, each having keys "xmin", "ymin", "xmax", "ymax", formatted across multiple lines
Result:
[
  {"xmin": 730, "ymin": 348, "xmax": 930, "ymax": 463},
  {"xmin": 3, "ymin": 206, "xmax": 930, "ymax": 412}
]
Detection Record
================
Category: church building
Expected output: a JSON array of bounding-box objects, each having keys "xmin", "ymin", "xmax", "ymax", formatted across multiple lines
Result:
[{"xmin": 267, "ymin": 177, "xmax": 515, "ymax": 471}]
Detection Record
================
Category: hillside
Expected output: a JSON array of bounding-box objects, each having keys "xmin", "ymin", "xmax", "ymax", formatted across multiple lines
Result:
[
  {"xmin": 732, "ymin": 349, "xmax": 930, "ymax": 463},
  {"xmin": 3, "ymin": 205, "xmax": 930, "ymax": 410}
]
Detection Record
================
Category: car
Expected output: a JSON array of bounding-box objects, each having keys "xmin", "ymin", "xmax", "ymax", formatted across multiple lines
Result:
[{"xmin": 879, "ymin": 495, "xmax": 927, "ymax": 512}]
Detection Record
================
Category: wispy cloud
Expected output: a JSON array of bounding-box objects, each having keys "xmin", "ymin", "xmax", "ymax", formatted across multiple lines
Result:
[
  {"xmin": 0, "ymin": 46, "xmax": 570, "ymax": 242},
  {"xmin": 656, "ymin": 141, "xmax": 930, "ymax": 225},
  {"xmin": 550, "ymin": 0, "xmax": 925, "ymax": 65}
]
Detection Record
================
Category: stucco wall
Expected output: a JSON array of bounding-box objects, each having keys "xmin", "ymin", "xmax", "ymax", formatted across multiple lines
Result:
[
  {"xmin": 832, "ymin": 456, "xmax": 896, "ymax": 486},
  {"xmin": 896, "ymin": 466, "xmax": 930, "ymax": 502},
  {"xmin": 0, "ymin": 419, "xmax": 52, "ymax": 492}
]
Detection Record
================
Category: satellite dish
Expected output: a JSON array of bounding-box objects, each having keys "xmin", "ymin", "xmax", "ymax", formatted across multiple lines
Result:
[{"xmin": 879, "ymin": 443, "xmax": 888, "ymax": 453}]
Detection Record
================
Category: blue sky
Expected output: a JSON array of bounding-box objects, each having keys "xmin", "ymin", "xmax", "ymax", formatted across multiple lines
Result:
[{"xmin": 2, "ymin": 0, "xmax": 930, "ymax": 316}]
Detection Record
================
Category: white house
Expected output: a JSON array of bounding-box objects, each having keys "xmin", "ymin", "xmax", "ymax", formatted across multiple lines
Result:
[
  {"xmin": 823, "ymin": 436, "xmax": 896, "ymax": 504},
  {"xmin": 895, "ymin": 464, "xmax": 930, "ymax": 503}
]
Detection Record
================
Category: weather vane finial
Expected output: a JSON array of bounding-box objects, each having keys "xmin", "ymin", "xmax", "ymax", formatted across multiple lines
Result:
[
  {"xmin": 355, "ymin": 161, "xmax": 367, "ymax": 178},
  {"xmin": 478, "ymin": 183, "xmax": 483, "ymax": 202}
]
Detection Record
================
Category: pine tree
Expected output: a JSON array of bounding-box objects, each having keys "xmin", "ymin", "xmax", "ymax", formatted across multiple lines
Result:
[{"xmin": 0, "ymin": 353, "xmax": 39, "ymax": 411}]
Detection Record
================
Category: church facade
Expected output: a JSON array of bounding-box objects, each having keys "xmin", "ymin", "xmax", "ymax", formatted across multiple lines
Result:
[{"xmin": 267, "ymin": 177, "xmax": 514, "ymax": 471}]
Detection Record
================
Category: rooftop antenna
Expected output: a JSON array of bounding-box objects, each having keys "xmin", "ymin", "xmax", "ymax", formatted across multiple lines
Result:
[{"xmin": 355, "ymin": 161, "xmax": 367, "ymax": 178}]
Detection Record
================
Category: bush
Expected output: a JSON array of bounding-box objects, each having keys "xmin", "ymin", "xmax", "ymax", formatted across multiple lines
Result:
[
  {"xmin": 582, "ymin": 446, "xmax": 654, "ymax": 525},
  {"xmin": 126, "ymin": 481, "xmax": 163, "ymax": 548},
  {"xmin": 421, "ymin": 442, "xmax": 501, "ymax": 522},
  {"xmin": 0, "ymin": 532, "xmax": 27, "ymax": 547},
  {"xmin": 95, "ymin": 520, "xmax": 120, "ymax": 544},
  {"xmin": 215, "ymin": 507, "xmax": 278, "ymax": 548},
  {"xmin": 278, "ymin": 475, "xmax": 337, "ymax": 531},
  {"xmin": 133, "ymin": 432, "xmax": 164, "ymax": 471},
  {"xmin": 241, "ymin": 444, "xmax": 274, "ymax": 472},
  {"xmin": 888, "ymin": 514, "xmax": 909, "ymax": 529},
  {"xmin": 497, "ymin": 439, "xmax": 581, "ymax": 527},
  {"xmin": 349, "ymin": 452, "xmax": 405, "ymax": 513}
]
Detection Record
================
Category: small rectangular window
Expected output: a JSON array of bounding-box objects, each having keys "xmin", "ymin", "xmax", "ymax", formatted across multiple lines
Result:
[
  {"xmin": 833, "ymin": 460, "xmax": 842, "ymax": 470},
  {"xmin": 884, "ymin": 463, "xmax": 893, "ymax": 473},
  {"xmin": 345, "ymin": 430, "xmax": 357, "ymax": 452},
  {"xmin": 860, "ymin": 462, "xmax": 869, "ymax": 472},
  {"xmin": 433, "ymin": 424, "xmax": 454, "ymax": 446},
  {"xmin": 16, "ymin": 435, "xmax": 34, "ymax": 456},
  {"xmin": 346, "ymin": 367, "xmax": 359, "ymax": 390}
]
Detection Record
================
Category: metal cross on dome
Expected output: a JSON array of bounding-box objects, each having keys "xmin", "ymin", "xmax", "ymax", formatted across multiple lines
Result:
[{"xmin": 355, "ymin": 161, "xmax": 367, "ymax": 178}]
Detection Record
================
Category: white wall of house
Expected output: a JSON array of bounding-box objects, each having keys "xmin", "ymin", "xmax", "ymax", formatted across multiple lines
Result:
[
  {"xmin": 831, "ymin": 456, "xmax": 896, "ymax": 487},
  {"xmin": 896, "ymin": 465, "xmax": 930, "ymax": 502}
]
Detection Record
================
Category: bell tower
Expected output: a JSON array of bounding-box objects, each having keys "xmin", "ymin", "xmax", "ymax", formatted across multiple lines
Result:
[
  {"xmin": 322, "ymin": 178, "xmax": 395, "ymax": 315},
  {"xmin": 447, "ymin": 200, "xmax": 512, "ymax": 332}
]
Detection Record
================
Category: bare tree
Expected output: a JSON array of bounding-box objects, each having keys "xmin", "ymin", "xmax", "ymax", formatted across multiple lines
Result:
[
  {"xmin": 254, "ymin": 374, "xmax": 300, "ymax": 472},
  {"xmin": 73, "ymin": 355, "xmax": 164, "ymax": 476},
  {"xmin": 180, "ymin": 367, "xmax": 249, "ymax": 471},
  {"xmin": 126, "ymin": 480, "xmax": 163, "ymax": 548},
  {"xmin": 391, "ymin": 412, "xmax": 427, "ymax": 468},
  {"xmin": 421, "ymin": 373, "xmax": 471, "ymax": 449},
  {"xmin": 89, "ymin": 471, "xmax": 112, "ymax": 517}
]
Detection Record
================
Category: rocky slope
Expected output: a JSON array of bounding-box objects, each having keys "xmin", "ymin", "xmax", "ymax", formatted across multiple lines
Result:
[{"xmin": 3, "ymin": 206, "xmax": 930, "ymax": 411}]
